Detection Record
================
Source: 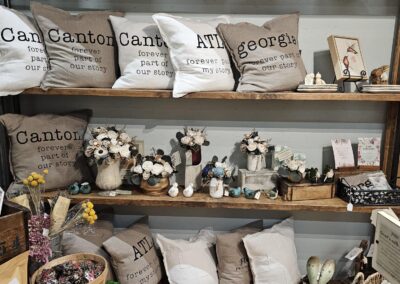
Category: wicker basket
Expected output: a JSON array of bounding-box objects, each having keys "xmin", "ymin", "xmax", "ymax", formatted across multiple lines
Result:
[
  {"xmin": 31, "ymin": 253, "xmax": 108, "ymax": 284},
  {"xmin": 352, "ymin": 272, "xmax": 384, "ymax": 284},
  {"xmin": 140, "ymin": 177, "xmax": 170, "ymax": 196}
]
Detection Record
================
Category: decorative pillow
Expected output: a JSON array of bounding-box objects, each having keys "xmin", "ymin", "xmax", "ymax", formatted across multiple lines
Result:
[
  {"xmin": 62, "ymin": 220, "xmax": 115, "ymax": 280},
  {"xmin": 152, "ymin": 13, "xmax": 235, "ymax": 98},
  {"xmin": 109, "ymin": 16, "xmax": 174, "ymax": 89},
  {"xmin": 31, "ymin": 2, "xmax": 123, "ymax": 89},
  {"xmin": 156, "ymin": 229, "xmax": 218, "ymax": 284},
  {"xmin": 216, "ymin": 220, "xmax": 263, "ymax": 284},
  {"xmin": 0, "ymin": 6, "xmax": 48, "ymax": 96},
  {"xmin": 243, "ymin": 218, "xmax": 301, "ymax": 284},
  {"xmin": 217, "ymin": 14, "xmax": 307, "ymax": 92},
  {"xmin": 103, "ymin": 217, "xmax": 162, "ymax": 284},
  {"xmin": 0, "ymin": 110, "xmax": 92, "ymax": 190}
]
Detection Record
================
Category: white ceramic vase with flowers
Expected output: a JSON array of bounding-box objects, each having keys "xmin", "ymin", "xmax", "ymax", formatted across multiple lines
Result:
[
  {"xmin": 240, "ymin": 130, "xmax": 270, "ymax": 172},
  {"xmin": 85, "ymin": 126, "xmax": 138, "ymax": 190},
  {"xmin": 202, "ymin": 157, "xmax": 233, "ymax": 199}
]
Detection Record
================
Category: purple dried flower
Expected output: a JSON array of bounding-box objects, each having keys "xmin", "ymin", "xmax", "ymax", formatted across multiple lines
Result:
[{"xmin": 28, "ymin": 214, "xmax": 52, "ymax": 263}]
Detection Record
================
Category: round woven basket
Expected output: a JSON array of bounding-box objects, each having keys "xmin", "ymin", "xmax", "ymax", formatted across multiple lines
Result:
[
  {"xmin": 31, "ymin": 253, "xmax": 108, "ymax": 284},
  {"xmin": 352, "ymin": 272, "xmax": 384, "ymax": 284},
  {"xmin": 140, "ymin": 177, "xmax": 170, "ymax": 196}
]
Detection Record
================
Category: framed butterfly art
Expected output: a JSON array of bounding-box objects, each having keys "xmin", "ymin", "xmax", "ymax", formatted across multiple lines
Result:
[{"xmin": 328, "ymin": 35, "xmax": 368, "ymax": 81}]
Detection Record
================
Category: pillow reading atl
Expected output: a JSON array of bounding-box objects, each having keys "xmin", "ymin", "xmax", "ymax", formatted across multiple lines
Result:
[
  {"xmin": 217, "ymin": 14, "xmax": 306, "ymax": 92},
  {"xmin": 31, "ymin": 2, "xmax": 123, "ymax": 89},
  {"xmin": 0, "ymin": 111, "xmax": 92, "ymax": 190}
]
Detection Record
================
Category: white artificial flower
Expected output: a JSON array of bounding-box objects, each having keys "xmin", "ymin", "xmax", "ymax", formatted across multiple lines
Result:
[
  {"xmin": 132, "ymin": 165, "xmax": 143, "ymax": 174},
  {"xmin": 119, "ymin": 132, "xmax": 131, "ymax": 143},
  {"xmin": 215, "ymin": 162, "xmax": 223, "ymax": 168},
  {"xmin": 101, "ymin": 140, "xmax": 111, "ymax": 148},
  {"xmin": 193, "ymin": 135, "xmax": 205, "ymax": 145},
  {"xmin": 316, "ymin": 171, "xmax": 321, "ymax": 179},
  {"xmin": 111, "ymin": 138, "xmax": 118, "ymax": 145},
  {"xmin": 225, "ymin": 169, "xmax": 232, "ymax": 178},
  {"xmin": 181, "ymin": 136, "xmax": 192, "ymax": 145},
  {"xmin": 257, "ymin": 143, "xmax": 267, "ymax": 154},
  {"xmin": 119, "ymin": 144, "xmax": 131, "ymax": 158},
  {"xmin": 96, "ymin": 133, "xmax": 108, "ymax": 141},
  {"xmin": 298, "ymin": 165, "xmax": 306, "ymax": 174},
  {"xmin": 164, "ymin": 162, "xmax": 174, "ymax": 174},
  {"xmin": 248, "ymin": 138, "xmax": 254, "ymax": 144},
  {"xmin": 142, "ymin": 161, "xmax": 154, "ymax": 172},
  {"xmin": 187, "ymin": 129, "xmax": 196, "ymax": 137},
  {"xmin": 161, "ymin": 171, "xmax": 169, "ymax": 177},
  {"xmin": 94, "ymin": 148, "xmax": 108, "ymax": 160},
  {"xmin": 247, "ymin": 142, "xmax": 257, "ymax": 152},
  {"xmin": 142, "ymin": 171, "xmax": 150, "ymax": 180},
  {"xmin": 107, "ymin": 130, "xmax": 118, "ymax": 140},
  {"xmin": 253, "ymin": 136, "xmax": 260, "ymax": 142},
  {"xmin": 327, "ymin": 169, "xmax": 334, "ymax": 178},
  {"xmin": 287, "ymin": 160, "xmax": 299, "ymax": 171},
  {"xmin": 151, "ymin": 163, "xmax": 164, "ymax": 175},
  {"xmin": 109, "ymin": 144, "xmax": 122, "ymax": 154}
]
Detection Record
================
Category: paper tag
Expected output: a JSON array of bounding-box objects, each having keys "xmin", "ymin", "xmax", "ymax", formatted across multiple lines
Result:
[
  {"xmin": 275, "ymin": 147, "xmax": 293, "ymax": 162},
  {"xmin": 171, "ymin": 151, "xmax": 182, "ymax": 167},
  {"xmin": 345, "ymin": 247, "xmax": 363, "ymax": 260},
  {"xmin": 367, "ymin": 244, "xmax": 375, "ymax": 257},
  {"xmin": 42, "ymin": 228, "xmax": 49, "ymax": 237},
  {"xmin": 347, "ymin": 203, "xmax": 353, "ymax": 212}
]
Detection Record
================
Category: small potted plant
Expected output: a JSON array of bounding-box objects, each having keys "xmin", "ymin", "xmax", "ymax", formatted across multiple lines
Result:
[
  {"xmin": 240, "ymin": 130, "xmax": 270, "ymax": 171},
  {"xmin": 85, "ymin": 126, "xmax": 138, "ymax": 190},
  {"xmin": 130, "ymin": 149, "xmax": 176, "ymax": 196},
  {"xmin": 176, "ymin": 127, "xmax": 210, "ymax": 166},
  {"xmin": 277, "ymin": 159, "xmax": 306, "ymax": 183},
  {"xmin": 202, "ymin": 156, "xmax": 233, "ymax": 198}
]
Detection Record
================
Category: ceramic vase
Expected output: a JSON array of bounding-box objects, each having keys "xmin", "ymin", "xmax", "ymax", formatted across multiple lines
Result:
[
  {"xmin": 95, "ymin": 160, "xmax": 122, "ymax": 190},
  {"xmin": 209, "ymin": 178, "xmax": 224, "ymax": 198},
  {"xmin": 186, "ymin": 148, "xmax": 202, "ymax": 166},
  {"xmin": 247, "ymin": 154, "xmax": 265, "ymax": 171}
]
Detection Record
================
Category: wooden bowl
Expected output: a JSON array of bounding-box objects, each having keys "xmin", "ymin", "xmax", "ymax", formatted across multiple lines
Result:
[
  {"xmin": 140, "ymin": 177, "xmax": 170, "ymax": 196},
  {"xmin": 31, "ymin": 253, "xmax": 108, "ymax": 284}
]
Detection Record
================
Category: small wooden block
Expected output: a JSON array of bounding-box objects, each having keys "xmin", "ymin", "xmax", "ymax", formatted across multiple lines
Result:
[{"xmin": 280, "ymin": 180, "xmax": 335, "ymax": 201}]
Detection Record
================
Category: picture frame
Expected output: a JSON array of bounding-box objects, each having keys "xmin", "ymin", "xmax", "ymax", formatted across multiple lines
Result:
[{"xmin": 327, "ymin": 35, "xmax": 368, "ymax": 81}]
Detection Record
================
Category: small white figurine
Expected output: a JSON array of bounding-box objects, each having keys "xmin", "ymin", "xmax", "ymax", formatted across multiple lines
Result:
[
  {"xmin": 315, "ymin": 72, "xmax": 326, "ymax": 85},
  {"xmin": 168, "ymin": 182, "xmax": 179, "ymax": 197},
  {"xmin": 183, "ymin": 183, "xmax": 194, "ymax": 198},
  {"xmin": 305, "ymin": 73, "xmax": 315, "ymax": 85}
]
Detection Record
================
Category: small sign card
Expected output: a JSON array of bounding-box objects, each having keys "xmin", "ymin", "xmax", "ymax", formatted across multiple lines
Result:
[
  {"xmin": 331, "ymin": 139, "xmax": 355, "ymax": 168},
  {"xmin": 0, "ymin": 187, "xmax": 3, "ymax": 215},
  {"xmin": 373, "ymin": 211, "xmax": 400, "ymax": 284},
  {"xmin": 358, "ymin": 137, "xmax": 381, "ymax": 167}
]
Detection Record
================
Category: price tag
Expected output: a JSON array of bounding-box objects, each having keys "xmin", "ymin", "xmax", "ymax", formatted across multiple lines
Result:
[{"xmin": 347, "ymin": 203, "xmax": 353, "ymax": 212}]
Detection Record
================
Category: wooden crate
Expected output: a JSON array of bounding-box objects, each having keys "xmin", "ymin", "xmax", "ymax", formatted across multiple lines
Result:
[
  {"xmin": 0, "ymin": 200, "xmax": 30, "ymax": 264},
  {"xmin": 279, "ymin": 180, "xmax": 335, "ymax": 201}
]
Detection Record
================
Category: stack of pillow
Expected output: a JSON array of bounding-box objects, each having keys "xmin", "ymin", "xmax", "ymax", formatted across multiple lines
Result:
[
  {"xmin": 0, "ymin": 3, "xmax": 306, "ymax": 97},
  {"xmin": 62, "ymin": 216, "xmax": 301, "ymax": 284}
]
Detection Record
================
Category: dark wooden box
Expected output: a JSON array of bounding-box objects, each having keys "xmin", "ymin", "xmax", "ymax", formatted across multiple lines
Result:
[{"xmin": 0, "ymin": 200, "xmax": 30, "ymax": 264}]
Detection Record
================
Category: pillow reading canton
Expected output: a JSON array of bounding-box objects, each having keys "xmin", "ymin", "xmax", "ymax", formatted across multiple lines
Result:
[
  {"xmin": 0, "ymin": 111, "xmax": 92, "ymax": 190},
  {"xmin": 216, "ymin": 220, "xmax": 263, "ymax": 284},
  {"xmin": 152, "ymin": 13, "xmax": 235, "ymax": 98},
  {"xmin": 109, "ymin": 16, "xmax": 174, "ymax": 89},
  {"xmin": 31, "ymin": 2, "xmax": 123, "ymax": 89},
  {"xmin": 217, "ymin": 14, "xmax": 306, "ymax": 92},
  {"xmin": 103, "ymin": 217, "xmax": 162, "ymax": 284},
  {"xmin": 0, "ymin": 6, "xmax": 48, "ymax": 96},
  {"xmin": 156, "ymin": 230, "xmax": 218, "ymax": 284},
  {"xmin": 243, "ymin": 218, "xmax": 301, "ymax": 284}
]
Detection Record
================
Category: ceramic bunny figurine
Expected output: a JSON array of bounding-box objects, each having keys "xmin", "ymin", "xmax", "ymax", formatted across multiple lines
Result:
[
  {"xmin": 168, "ymin": 182, "xmax": 179, "ymax": 197},
  {"xmin": 307, "ymin": 256, "xmax": 321, "ymax": 284},
  {"xmin": 183, "ymin": 183, "xmax": 194, "ymax": 197}
]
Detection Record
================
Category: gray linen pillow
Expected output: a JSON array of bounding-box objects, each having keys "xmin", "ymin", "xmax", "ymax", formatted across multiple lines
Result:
[{"xmin": 217, "ymin": 14, "xmax": 307, "ymax": 92}]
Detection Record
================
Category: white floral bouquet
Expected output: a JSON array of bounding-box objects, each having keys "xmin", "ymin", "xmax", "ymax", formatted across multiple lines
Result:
[
  {"xmin": 130, "ymin": 149, "xmax": 176, "ymax": 186},
  {"xmin": 85, "ymin": 126, "xmax": 138, "ymax": 165},
  {"xmin": 240, "ymin": 130, "xmax": 270, "ymax": 155},
  {"xmin": 176, "ymin": 127, "xmax": 210, "ymax": 151}
]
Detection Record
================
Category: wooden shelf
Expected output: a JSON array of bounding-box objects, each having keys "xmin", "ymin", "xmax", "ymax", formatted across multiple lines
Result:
[
  {"xmin": 22, "ymin": 87, "xmax": 400, "ymax": 101},
  {"xmin": 42, "ymin": 190, "xmax": 400, "ymax": 214}
]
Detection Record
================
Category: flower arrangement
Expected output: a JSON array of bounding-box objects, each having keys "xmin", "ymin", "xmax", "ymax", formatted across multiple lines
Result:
[
  {"xmin": 277, "ymin": 159, "xmax": 306, "ymax": 183},
  {"xmin": 201, "ymin": 156, "xmax": 234, "ymax": 185},
  {"xmin": 22, "ymin": 169, "xmax": 48, "ymax": 214},
  {"xmin": 85, "ymin": 126, "xmax": 138, "ymax": 165},
  {"xmin": 130, "ymin": 149, "xmax": 176, "ymax": 186},
  {"xmin": 240, "ymin": 130, "xmax": 270, "ymax": 155},
  {"xmin": 176, "ymin": 127, "xmax": 210, "ymax": 151}
]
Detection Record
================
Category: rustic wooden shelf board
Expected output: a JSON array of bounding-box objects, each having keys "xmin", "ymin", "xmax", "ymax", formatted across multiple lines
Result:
[
  {"xmin": 22, "ymin": 87, "xmax": 400, "ymax": 101},
  {"xmin": 42, "ymin": 191, "xmax": 400, "ymax": 213}
]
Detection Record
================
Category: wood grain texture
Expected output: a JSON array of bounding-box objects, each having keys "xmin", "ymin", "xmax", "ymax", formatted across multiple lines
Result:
[
  {"xmin": 21, "ymin": 87, "xmax": 400, "ymax": 101},
  {"xmin": 42, "ymin": 190, "xmax": 400, "ymax": 214},
  {"xmin": 280, "ymin": 180, "xmax": 335, "ymax": 201},
  {"xmin": 382, "ymin": 103, "xmax": 399, "ymax": 182}
]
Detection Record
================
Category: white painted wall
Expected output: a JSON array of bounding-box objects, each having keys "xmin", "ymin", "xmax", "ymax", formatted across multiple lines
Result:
[{"xmin": 16, "ymin": 0, "xmax": 398, "ymax": 277}]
